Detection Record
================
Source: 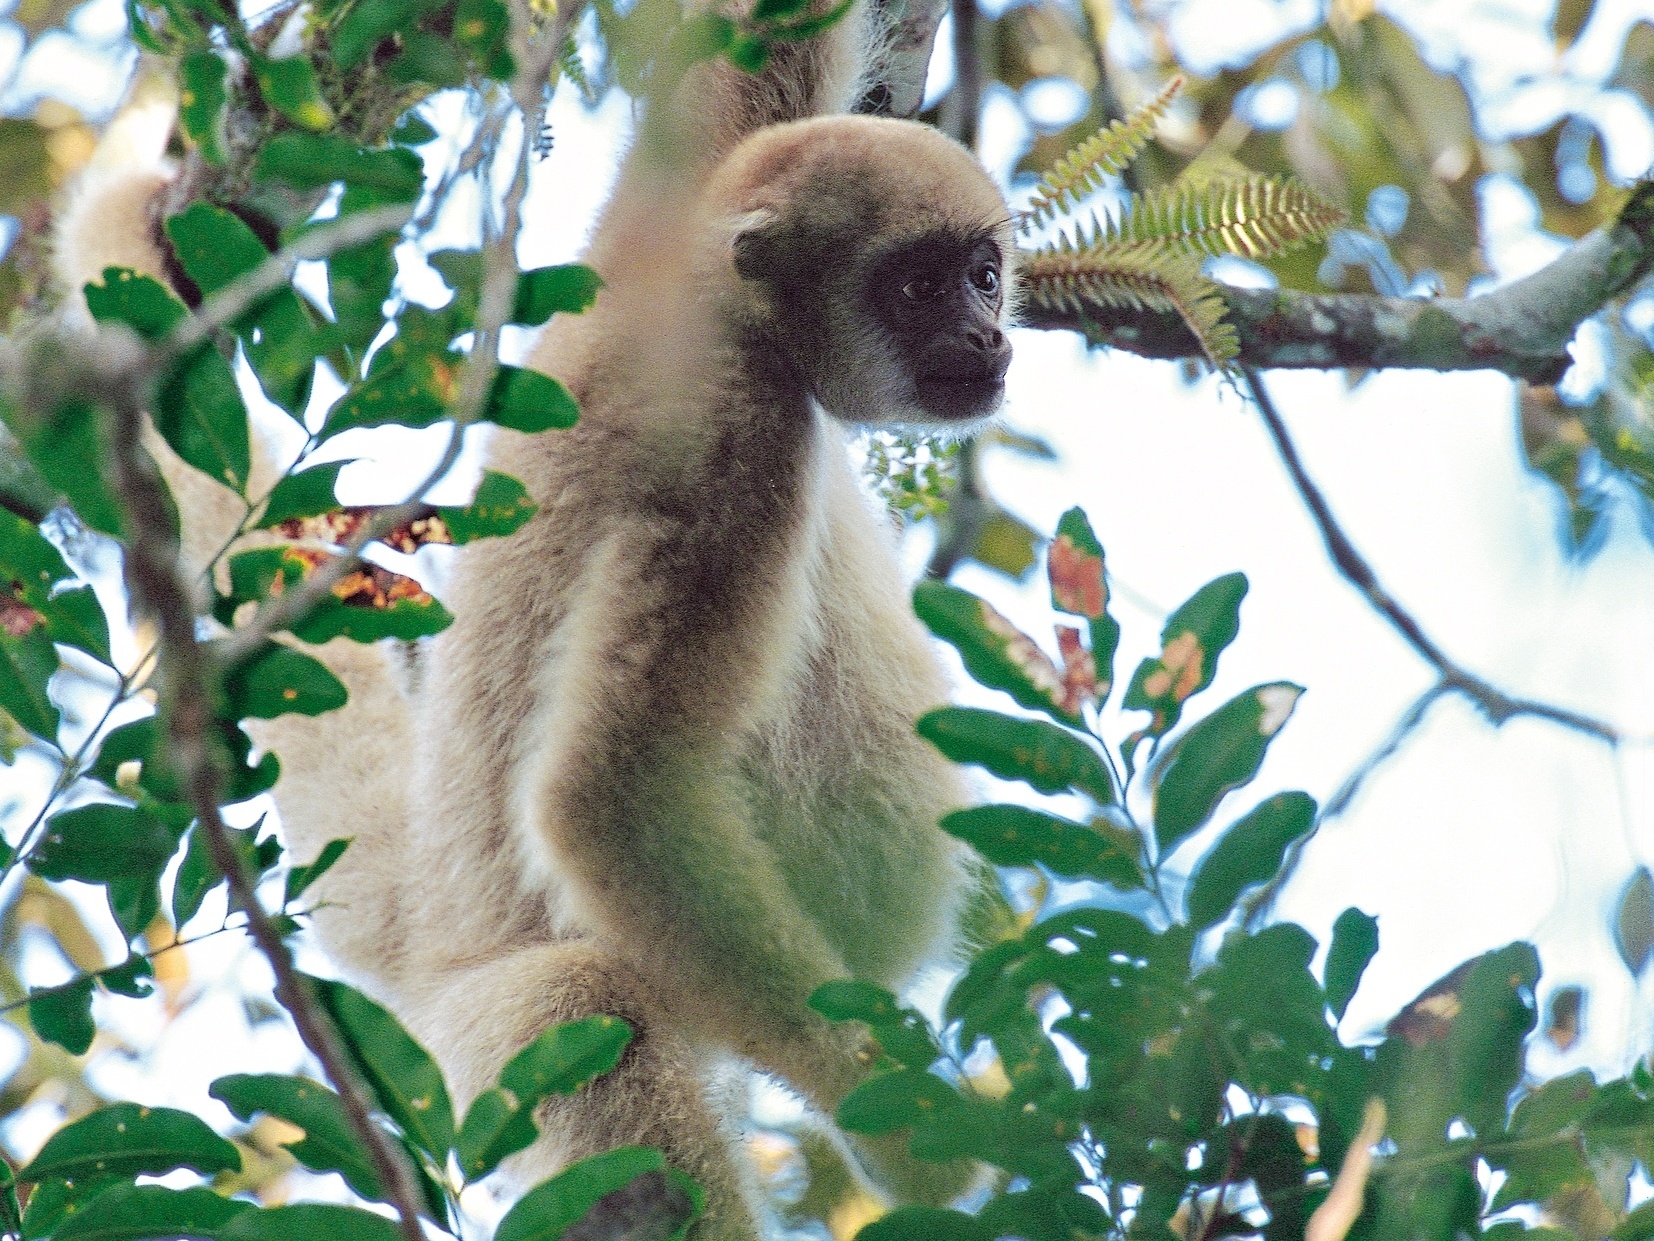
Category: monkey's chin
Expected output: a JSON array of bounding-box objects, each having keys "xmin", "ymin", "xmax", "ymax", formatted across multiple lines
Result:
[{"xmin": 911, "ymin": 376, "xmax": 1007, "ymax": 425}]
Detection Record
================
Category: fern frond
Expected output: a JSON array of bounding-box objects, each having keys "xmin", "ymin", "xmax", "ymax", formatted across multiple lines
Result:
[
  {"xmin": 1019, "ymin": 76, "xmax": 1183, "ymax": 236},
  {"xmin": 1107, "ymin": 175, "xmax": 1345, "ymax": 261},
  {"xmin": 1020, "ymin": 237, "xmax": 1239, "ymax": 372}
]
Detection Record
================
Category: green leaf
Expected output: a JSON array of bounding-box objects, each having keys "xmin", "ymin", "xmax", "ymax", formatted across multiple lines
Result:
[
  {"xmin": 941, "ymin": 804, "xmax": 1140, "ymax": 888},
  {"xmin": 455, "ymin": 1088, "xmax": 538, "ymax": 1184},
  {"xmin": 322, "ymin": 355, "xmax": 453, "ymax": 436},
  {"xmin": 438, "ymin": 471, "xmax": 539, "ymax": 543},
  {"xmin": 51, "ymin": 1184, "xmax": 254, "ymax": 1241},
  {"xmin": 252, "ymin": 54, "xmax": 335, "ymax": 130},
  {"xmin": 1185, "ymin": 791, "xmax": 1316, "ymax": 930},
  {"xmin": 218, "ymin": 1202, "xmax": 407, "ymax": 1241},
  {"xmin": 173, "ymin": 819, "xmax": 279, "ymax": 928},
  {"xmin": 808, "ymin": 982, "xmax": 938, "ymax": 1068},
  {"xmin": 221, "ymin": 547, "xmax": 453, "ymax": 643},
  {"xmin": 221, "ymin": 642, "xmax": 349, "ymax": 720},
  {"xmin": 85, "ymin": 269, "xmax": 252, "ymax": 494},
  {"xmin": 285, "ymin": 837, "xmax": 351, "ymax": 904},
  {"xmin": 307, "ymin": 975, "xmax": 456, "ymax": 1160},
  {"xmin": 30, "ymin": 803, "xmax": 185, "ymax": 883},
  {"xmin": 485, "ymin": 366, "xmax": 580, "ymax": 433},
  {"xmin": 514, "ymin": 265, "xmax": 603, "ymax": 325},
  {"xmin": 0, "ymin": 613, "xmax": 59, "ymax": 740},
  {"xmin": 454, "ymin": 0, "xmax": 513, "ymax": 76},
  {"xmin": 916, "ymin": 707, "xmax": 1114, "ymax": 804},
  {"xmin": 0, "ymin": 397, "xmax": 125, "ymax": 537},
  {"xmin": 499, "ymin": 1014, "xmax": 633, "ymax": 1100},
  {"xmin": 1618, "ymin": 867, "xmax": 1654, "ymax": 975},
  {"xmin": 44, "ymin": 585, "xmax": 112, "ymax": 665},
  {"xmin": 836, "ymin": 1068, "xmax": 960, "ymax": 1135},
  {"xmin": 258, "ymin": 462, "xmax": 351, "ymax": 528},
  {"xmin": 99, "ymin": 956, "xmax": 155, "ymax": 999},
  {"xmin": 89, "ymin": 716, "xmax": 179, "ymax": 803},
  {"xmin": 324, "ymin": 189, "xmax": 400, "ymax": 353},
  {"xmin": 258, "ymin": 135, "xmax": 424, "ymax": 199},
  {"xmin": 913, "ymin": 580, "xmax": 1078, "ymax": 726},
  {"xmin": 391, "ymin": 113, "xmax": 438, "ymax": 146},
  {"xmin": 1122, "ymin": 571, "xmax": 1248, "ymax": 737},
  {"xmin": 1448, "ymin": 943, "xmax": 1540, "ymax": 1136},
  {"xmin": 107, "ymin": 874, "xmax": 160, "ymax": 942},
  {"xmin": 457, "ymin": 1015, "xmax": 633, "ymax": 1180},
  {"xmin": 164, "ymin": 203, "xmax": 317, "ymax": 414},
  {"xmin": 330, "ymin": 0, "xmax": 425, "ymax": 69},
  {"xmin": 211, "ymin": 1074, "xmax": 382, "ymax": 1201},
  {"xmin": 494, "ymin": 1147, "xmax": 678, "ymax": 1241},
  {"xmin": 1324, "ymin": 907, "xmax": 1379, "ymax": 1021},
  {"xmin": 20, "ymin": 1103, "xmax": 241, "ymax": 1183},
  {"xmin": 28, "ymin": 977, "xmax": 94, "ymax": 1055},
  {"xmin": 856, "ymin": 1207, "xmax": 993, "ymax": 1241},
  {"xmin": 0, "ymin": 505, "xmax": 71, "ymax": 601},
  {"xmin": 1152, "ymin": 682, "xmax": 1303, "ymax": 855},
  {"xmin": 178, "ymin": 50, "xmax": 230, "ymax": 165}
]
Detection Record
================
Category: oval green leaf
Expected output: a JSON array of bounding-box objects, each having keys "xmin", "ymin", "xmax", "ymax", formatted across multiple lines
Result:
[
  {"xmin": 211, "ymin": 1074, "xmax": 381, "ymax": 1202},
  {"xmin": 941, "ymin": 804, "xmax": 1140, "ymax": 889},
  {"xmin": 306, "ymin": 975, "xmax": 455, "ymax": 1161},
  {"xmin": 1185, "ymin": 791, "xmax": 1317, "ymax": 930},
  {"xmin": 1152, "ymin": 682, "xmax": 1303, "ymax": 856},
  {"xmin": 494, "ymin": 1146, "xmax": 670, "ymax": 1241},
  {"xmin": 52, "ymin": 1183, "xmax": 254, "ymax": 1241},
  {"xmin": 912, "ymin": 580, "xmax": 1078, "ymax": 726},
  {"xmin": 19, "ymin": 1103, "xmax": 241, "ymax": 1184},
  {"xmin": 917, "ymin": 706, "xmax": 1114, "ymax": 804},
  {"xmin": 30, "ymin": 803, "xmax": 184, "ymax": 884},
  {"xmin": 221, "ymin": 643, "xmax": 349, "ymax": 721},
  {"xmin": 485, "ymin": 367, "xmax": 580, "ymax": 433},
  {"xmin": 1324, "ymin": 906, "xmax": 1379, "ymax": 1021}
]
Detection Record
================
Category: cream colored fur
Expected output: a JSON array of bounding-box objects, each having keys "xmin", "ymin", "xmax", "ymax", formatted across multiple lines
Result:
[{"xmin": 55, "ymin": 9, "xmax": 1015, "ymax": 1236}]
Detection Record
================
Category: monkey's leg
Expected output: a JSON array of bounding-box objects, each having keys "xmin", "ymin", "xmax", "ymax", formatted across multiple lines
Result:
[{"xmin": 403, "ymin": 941, "xmax": 766, "ymax": 1241}]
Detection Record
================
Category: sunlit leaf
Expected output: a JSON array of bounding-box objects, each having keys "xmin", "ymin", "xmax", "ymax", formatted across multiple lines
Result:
[
  {"xmin": 1123, "ymin": 571, "xmax": 1248, "ymax": 739},
  {"xmin": 914, "ymin": 581, "xmax": 1078, "ymax": 725}
]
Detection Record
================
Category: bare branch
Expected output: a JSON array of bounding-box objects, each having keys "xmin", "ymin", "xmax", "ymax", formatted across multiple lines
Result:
[
  {"xmin": 1031, "ymin": 179, "xmax": 1654, "ymax": 383},
  {"xmin": 1243, "ymin": 367, "xmax": 1619, "ymax": 743},
  {"xmin": 99, "ymin": 360, "xmax": 432, "ymax": 1241}
]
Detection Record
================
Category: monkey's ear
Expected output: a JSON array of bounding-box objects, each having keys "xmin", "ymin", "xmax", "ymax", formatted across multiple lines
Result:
[{"xmin": 731, "ymin": 209, "xmax": 785, "ymax": 281}]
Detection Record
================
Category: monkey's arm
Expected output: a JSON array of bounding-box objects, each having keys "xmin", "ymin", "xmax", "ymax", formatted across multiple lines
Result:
[{"xmin": 508, "ymin": 521, "xmax": 872, "ymax": 1103}]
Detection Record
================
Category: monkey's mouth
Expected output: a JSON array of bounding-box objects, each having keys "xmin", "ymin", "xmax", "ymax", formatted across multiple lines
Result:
[{"xmin": 914, "ymin": 372, "xmax": 1008, "ymax": 417}]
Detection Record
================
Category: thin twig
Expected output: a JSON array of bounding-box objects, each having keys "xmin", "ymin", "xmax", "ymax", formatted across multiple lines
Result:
[
  {"xmin": 104, "ymin": 313, "xmax": 433, "ymax": 1241},
  {"xmin": 1242, "ymin": 684, "xmax": 1446, "ymax": 928},
  {"xmin": 1242, "ymin": 368, "xmax": 1619, "ymax": 744}
]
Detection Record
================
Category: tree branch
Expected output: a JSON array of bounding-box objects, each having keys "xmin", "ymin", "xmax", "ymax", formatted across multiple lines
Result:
[
  {"xmin": 1243, "ymin": 367, "xmax": 1619, "ymax": 742},
  {"xmin": 1031, "ymin": 179, "xmax": 1654, "ymax": 382},
  {"xmin": 96, "ymin": 346, "xmax": 432, "ymax": 1241}
]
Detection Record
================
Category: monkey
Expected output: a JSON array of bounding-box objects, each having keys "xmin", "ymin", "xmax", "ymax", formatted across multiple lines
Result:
[{"xmin": 53, "ymin": 4, "xmax": 1017, "ymax": 1235}]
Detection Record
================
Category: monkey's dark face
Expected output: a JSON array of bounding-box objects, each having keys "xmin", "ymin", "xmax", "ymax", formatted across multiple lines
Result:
[{"xmin": 866, "ymin": 234, "xmax": 1011, "ymax": 423}]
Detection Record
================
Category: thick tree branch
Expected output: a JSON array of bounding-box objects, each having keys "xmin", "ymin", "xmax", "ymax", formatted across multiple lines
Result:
[{"xmin": 1031, "ymin": 180, "xmax": 1654, "ymax": 382}]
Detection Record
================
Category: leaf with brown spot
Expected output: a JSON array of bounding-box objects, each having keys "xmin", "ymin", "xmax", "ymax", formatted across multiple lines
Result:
[
  {"xmin": 221, "ymin": 547, "xmax": 452, "ymax": 643},
  {"xmin": 914, "ymin": 580, "xmax": 1078, "ymax": 726},
  {"xmin": 1123, "ymin": 571, "xmax": 1247, "ymax": 739}
]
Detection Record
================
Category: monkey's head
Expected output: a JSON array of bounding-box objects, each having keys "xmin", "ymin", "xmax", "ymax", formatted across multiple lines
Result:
[{"xmin": 713, "ymin": 116, "xmax": 1016, "ymax": 429}]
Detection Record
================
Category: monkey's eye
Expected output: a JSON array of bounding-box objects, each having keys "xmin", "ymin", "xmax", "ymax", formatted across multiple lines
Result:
[
  {"xmin": 901, "ymin": 277, "xmax": 943, "ymax": 302},
  {"xmin": 972, "ymin": 264, "xmax": 1000, "ymax": 295}
]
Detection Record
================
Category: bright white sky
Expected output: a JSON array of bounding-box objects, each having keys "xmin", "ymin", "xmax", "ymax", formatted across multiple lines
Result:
[{"xmin": 6, "ymin": 0, "xmax": 1654, "ymax": 1219}]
